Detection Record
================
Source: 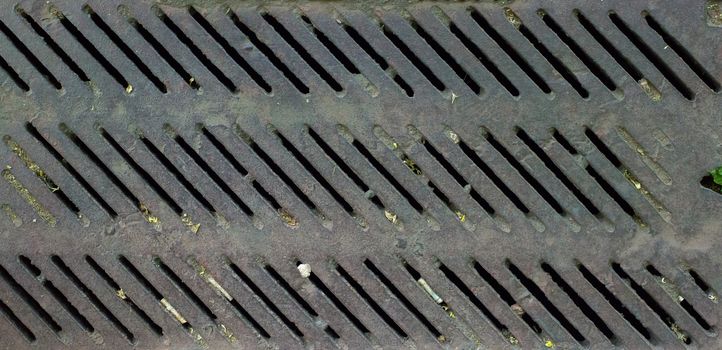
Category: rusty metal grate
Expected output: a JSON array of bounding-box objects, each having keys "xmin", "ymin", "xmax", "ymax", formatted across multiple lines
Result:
[{"xmin": 0, "ymin": 0, "xmax": 720, "ymax": 348}]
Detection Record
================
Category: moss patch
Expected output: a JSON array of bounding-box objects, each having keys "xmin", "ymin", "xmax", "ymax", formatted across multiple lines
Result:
[{"xmin": 701, "ymin": 166, "xmax": 722, "ymax": 193}]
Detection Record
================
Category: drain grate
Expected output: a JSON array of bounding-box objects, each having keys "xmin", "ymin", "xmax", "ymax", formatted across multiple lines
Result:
[{"xmin": 0, "ymin": 0, "xmax": 720, "ymax": 348}]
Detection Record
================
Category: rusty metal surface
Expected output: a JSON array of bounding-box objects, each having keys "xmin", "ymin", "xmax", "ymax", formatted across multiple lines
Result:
[{"xmin": 0, "ymin": 0, "xmax": 720, "ymax": 349}]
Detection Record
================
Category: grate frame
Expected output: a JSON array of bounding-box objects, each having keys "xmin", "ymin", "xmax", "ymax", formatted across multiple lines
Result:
[{"xmin": 0, "ymin": 0, "xmax": 720, "ymax": 349}]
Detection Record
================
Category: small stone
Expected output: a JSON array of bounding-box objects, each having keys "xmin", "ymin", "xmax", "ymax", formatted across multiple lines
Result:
[
  {"xmin": 297, "ymin": 263, "xmax": 311, "ymax": 278},
  {"xmin": 511, "ymin": 303, "xmax": 524, "ymax": 316},
  {"xmin": 384, "ymin": 210, "xmax": 398, "ymax": 224}
]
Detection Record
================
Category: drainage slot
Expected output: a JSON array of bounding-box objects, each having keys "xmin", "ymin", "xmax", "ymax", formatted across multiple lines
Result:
[
  {"xmin": 689, "ymin": 270, "xmax": 711, "ymax": 293},
  {"xmin": 537, "ymin": 10, "xmax": 616, "ymax": 92},
  {"xmin": 381, "ymin": 22, "xmax": 446, "ymax": 92},
  {"xmin": 27, "ymin": 123, "xmax": 116, "ymax": 218},
  {"xmin": 346, "ymin": 133, "xmax": 424, "ymax": 213},
  {"xmin": 227, "ymin": 10, "xmax": 308, "ymax": 93},
  {"xmin": 340, "ymin": 22, "xmax": 413, "ymax": 96},
  {"xmin": 541, "ymin": 263, "xmax": 617, "ymax": 343},
  {"xmin": 154, "ymin": 258, "xmax": 217, "ymax": 321},
  {"xmin": 688, "ymin": 269, "xmax": 718, "ymax": 302},
  {"xmin": 0, "ymin": 294, "xmax": 36, "ymax": 342},
  {"xmin": 608, "ymin": 12, "xmax": 693, "ymax": 100},
  {"xmin": 0, "ymin": 263, "xmax": 62, "ymax": 334},
  {"xmin": 118, "ymin": 255, "xmax": 206, "ymax": 344},
  {"xmin": 188, "ymin": 7, "xmax": 270, "ymax": 93},
  {"xmin": 61, "ymin": 124, "xmax": 160, "ymax": 224},
  {"xmin": 473, "ymin": 260, "xmax": 543, "ymax": 334},
  {"xmin": 171, "ymin": 128, "xmax": 253, "ymax": 216},
  {"xmin": 643, "ymin": 13, "xmax": 720, "ymax": 92},
  {"xmin": 468, "ymin": 8, "xmax": 551, "ymax": 94},
  {"xmin": 438, "ymin": 262, "xmax": 516, "ymax": 343},
  {"xmin": 139, "ymin": 134, "xmax": 216, "ymax": 215},
  {"xmin": 236, "ymin": 127, "xmax": 325, "ymax": 223},
  {"xmin": 228, "ymin": 262, "xmax": 303, "ymax": 338},
  {"xmin": 272, "ymin": 128, "xmax": 356, "ymax": 217},
  {"xmin": 0, "ymin": 19, "xmax": 60, "ymax": 89},
  {"xmin": 612, "ymin": 263, "xmax": 691, "ymax": 344},
  {"xmin": 376, "ymin": 127, "xmax": 466, "ymax": 224},
  {"xmin": 85, "ymin": 256, "xmax": 163, "ymax": 336},
  {"xmin": 185, "ymin": 258, "xmax": 265, "ymax": 341},
  {"xmin": 364, "ymin": 259, "xmax": 444, "ymax": 341},
  {"xmin": 553, "ymin": 129, "xmax": 639, "ymax": 220},
  {"xmin": 17, "ymin": 8, "xmax": 89, "ymax": 82},
  {"xmin": 125, "ymin": 16, "xmax": 199, "ymax": 89},
  {"xmin": 577, "ymin": 262, "xmax": 651, "ymax": 340},
  {"xmin": 155, "ymin": 7, "xmax": 236, "ymax": 92},
  {"xmin": 101, "ymin": 128, "xmax": 185, "ymax": 216},
  {"xmin": 584, "ymin": 128, "xmax": 670, "ymax": 223},
  {"xmin": 52, "ymin": 255, "xmax": 134, "ymax": 343},
  {"xmin": 575, "ymin": 10, "xmax": 643, "ymax": 82},
  {"xmin": 297, "ymin": 261, "xmax": 370, "ymax": 336},
  {"xmin": 679, "ymin": 298, "xmax": 711, "ymax": 331},
  {"xmin": 517, "ymin": 128, "xmax": 600, "ymax": 217},
  {"xmin": 418, "ymin": 131, "xmax": 495, "ymax": 215},
  {"xmin": 455, "ymin": 135, "xmax": 531, "ymax": 217},
  {"xmin": 202, "ymin": 128, "xmax": 249, "ymax": 176},
  {"xmin": 589, "ymin": 166, "xmax": 638, "ymax": 217},
  {"xmin": 504, "ymin": 8, "xmax": 586, "ymax": 97},
  {"xmin": 264, "ymin": 264, "xmax": 339, "ymax": 339},
  {"xmin": 410, "ymin": 19, "xmax": 480, "ymax": 94},
  {"xmin": 441, "ymin": 15, "xmax": 518, "ymax": 96},
  {"xmin": 507, "ymin": 261, "xmax": 586, "ymax": 343},
  {"xmin": 201, "ymin": 128, "xmax": 293, "ymax": 224},
  {"xmin": 645, "ymin": 265, "xmax": 712, "ymax": 331},
  {"xmin": 484, "ymin": 130, "xmax": 565, "ymax": 214},
  {"xmin": 300, "ymin": 15, "xmax": 359, "ymax": 75},
  {"xmin": 308, "ymin": 128, "xmax": 385, "ymax": 210},
  {"xmin": 4, "ymin": 135, "xmax": 83, "ymax": 221},
  {"xmin": 18, "ymin": 255, "xmax": 94, "ymax": 333},
  {"xmin": 0, "ymin": 51, "xmax": 29, "ymax": 91},
  {"xmin": 55, "ymin": 9, "xmax": 130, "ymax": 92},
  {"xmin": 335, "ymin": 263, "xmax": 407, "ymax": 338},
  {"xmin": 261, "ymin": 12, "xmax": 342, "ymax": 92},
  {"xmin": 574, "ymin": 10, "xmax": 660, "ymax": 100},
  {"xmin": 584, "ymin": 129, "xmax": 621, "ymax": 170},
  {"xmin": 84, "ymin": 5, "xmax": 165, "ymax": 93},
  {"xmin": 402, "ymin": 260, "xmax": 477, "ymax": 343},
  {"xmin": 154, "ymin": 258, "xmax": 242, "ymax": 342}
]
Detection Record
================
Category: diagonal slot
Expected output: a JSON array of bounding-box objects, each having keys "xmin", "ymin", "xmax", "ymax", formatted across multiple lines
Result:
[
  {"xmin": 85, "ymin": 256, "xmax": 163, "ymax": 336},
  {"xmin": 0, "ymin": 19, "xmax": 60, "ymax": 89},
  {"xmin": 27, "ymin": 123, "xmax": 116, "ymax": 218},
  {"xmin": 189, "ymin": 7, "xmax": 271, "ymax": 93},
  {"xmin": 84, "ymin": 5, "xmax": 165, "ymax": 93},
  {"xmin": 52, "ymin": 255, "xmax": 134, "ymax": 343},
  {"xmin": 468, "ymin": 8, "xmax": 551, "ymax": 94},
  {"xmin": 537, "ymin": 10, "xmax": 616, "ymax": 92},
  {"xmin": 339, "ymin": 20, "xmax": 413, "ymax": 96},
  {"xmin": 227, "ymin": 10, "xmax": 308, "ymax": 93},
  {"xmin": 261, "ymin": 12, "xmax": 342, "ymax": 92},
  {"xmin": 263, "ymin": 264, "xmax": 339, "ymax": 339},
  {"xmin": 609, "ymin": 12, "xmax": 693, "ymax": 100},
  {"xmin": 503, "ymin": 8, "xmax": 586, "ymax": 97},
  {"xmin": 155, "ymin": 6, "xmax": 236, "ymax": 92}
]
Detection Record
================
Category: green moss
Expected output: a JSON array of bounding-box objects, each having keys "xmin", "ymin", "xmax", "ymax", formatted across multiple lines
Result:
[{"xmin": 711, "ymin": 166, "xmax": 722, "ymax": 186}]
